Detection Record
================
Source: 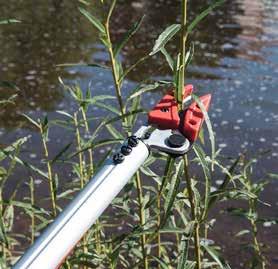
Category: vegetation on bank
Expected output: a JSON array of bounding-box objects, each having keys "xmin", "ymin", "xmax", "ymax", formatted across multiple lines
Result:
[{"xmin": 0, "ymin": 1, "xmax": 277, "ymax": 268}]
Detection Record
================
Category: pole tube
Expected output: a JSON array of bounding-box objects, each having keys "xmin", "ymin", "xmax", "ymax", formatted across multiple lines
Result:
[{"xmin": 13, "ymin": 140, "xmax": 149, "ymax": 269}]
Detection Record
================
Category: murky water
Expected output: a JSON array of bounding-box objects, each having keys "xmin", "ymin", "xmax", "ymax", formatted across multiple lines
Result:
[{"xmin": 0, "ymin": 0, "xmax": 277, "ymax": 267}]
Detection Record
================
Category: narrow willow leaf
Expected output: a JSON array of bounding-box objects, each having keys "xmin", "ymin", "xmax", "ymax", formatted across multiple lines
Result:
[
  {"xmin": 187, "ymin": 0, "xmax": 225, "ymax": 34},
  {"xmin": 22, "ymin": 113, "xmax": 40, "ymax": 129},
  {"xmin": 79, "ymin": 7, "xmax": 106, "ymax": 34},
  {"xmin": 114, "ymin": 15, "xmax": 145, "ymax": 56},
  {"xmin": 162, "ymin": 160, "xmax": 183, "ymax": 226},
  {"xmin": 94, "ymin": 102, "xmax": 120, "ymax": 115},
  {"xmin": 161, "ymin": 47, "xmax": 174, "ymax": 71},
  {"xmin": 268, "ymin": 173, "xmax": 278, "ymax": 180},
  {"xmin": 106, "ymin": 124, "xmax": 124, "ymax": 139},
  {"xmin": 81, "ymin": 95, "xmax": 116, "ymax": 104},
  {"xmin": 192, "ymin": 94, "xmax": 215, "ymax": 169},
  {"xmin": 56, "ymin": 62, "xmax": 108, "ymax": 69},
  {"xmin": 150, "ymin": 24, "xmax": 181, "ymax": 55},
  {"xmin": 235, "ymin": 230, "xmax": 250, "ymax": 237},
  {"xmin": 14, "ymin": 156, "xmax": 48, "ymax": 179},
  {"xmin": 51, "ymin": 143, "xmax": 72, "ymax": 164},
  {"xmin": 151, "ymin": 256, "xmax": 169, "ymax": 269},
  {"xmin": 193, "ymin": 144, "xmax": 211, "ymax": 220},
  {"xmin": 0, "ymin": 137, "xmax": 29, "ymax": 162},
  {"xmin": 0, "ymin": 19, "xmax": 21, "ymax": 24},
  {"xmin": 184, "ymin": 42, "xmax": 194, "ymax": 68},
  {"xmin": 56, "ymin": 110, "xmax": 74, "ymax": 119},
  {"xmin": 115, "ymin": 59, "xmax": 123, "ymax": 83},
  {"xmin": 0, "ymin": 94, "xmax": 17, "ymax": 105},
  {"xmin": 127, "ymin": 95, "xmax": 141, "ymax": 127},
  {"xmin": 208, "ymin": 156, "xmax": 240, "ymax": 209},
  {"xmin": 127, "ymin": 82, "xmax": 161, "ymax": 101},
  {"xmin": 201, "ymin": 243, "xmax": 230, "ymax": 269},
  {"xmin": 177, "ymin": 222, "xmax": 194, "ymax": 269}
]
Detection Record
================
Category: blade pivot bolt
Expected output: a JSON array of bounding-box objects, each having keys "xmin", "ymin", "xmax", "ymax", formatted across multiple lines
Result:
[{"xmin": 167, "ymin": 134, "xmax": 186, "ymax": 148}]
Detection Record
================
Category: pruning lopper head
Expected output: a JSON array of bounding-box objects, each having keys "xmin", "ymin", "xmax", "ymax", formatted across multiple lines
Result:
[{"xmin": 135, "ymin": 84, "xmax": 211, "ymax": 156}]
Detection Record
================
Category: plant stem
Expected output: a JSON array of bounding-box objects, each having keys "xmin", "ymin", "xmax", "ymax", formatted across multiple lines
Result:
[
  {"xmin": 74, "ymin": 113, "xmax": 85, "ymax": 189},
  {"xmin": 183, "ymin": 155, "xmax": 201, "ymax": 269},
  {"xmin": 30, "ymin": 177, "xmax": 35, "ymax": 244},
  {"xmin": 105, "ymin": 0, "xmax": 126, "ymax": 121},
  {"xmin": 135, "ymin": 171, "xmax": 148, "ymax": 269},
  {"xmin": 81, "ymin": 108, "xmax": 94, "ymax": 178},
  {"xmin": 40, "ymin": 124, "xmax": 57, "ymax": 217},
  {"xmin": 249, "ymin": 199, "xmax": 266, "ymax": 269},
  {"xmin": 177, "ymin": 0, "xmax": 188, "ymax": 108}
]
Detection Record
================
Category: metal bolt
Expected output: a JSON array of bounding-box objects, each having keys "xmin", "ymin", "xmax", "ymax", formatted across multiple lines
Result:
[
  {"xmin": 127, "ymin": 136, "xmax": 139, "ymax": 147},
  {"xmin": 113, "ymin": 153, "xmax": 125, "ymax": 164},
  {"xmin": 121, "ymin": 145, "xmax": 132, "ymax": 156},
  {"xmin": 167, "ymin": 134, "xmax": 186, "ymax": 148}
]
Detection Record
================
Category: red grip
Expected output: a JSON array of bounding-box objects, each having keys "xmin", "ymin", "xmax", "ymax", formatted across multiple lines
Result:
[
  {"xmin": 181, "ymin": 94, "xmax": 212, "ymax": 142},
  {"xmin": 148, "ymin": 85, "xmax": 194, "ymax": 130}
]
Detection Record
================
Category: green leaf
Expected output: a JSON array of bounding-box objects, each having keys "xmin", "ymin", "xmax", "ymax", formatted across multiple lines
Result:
[
  {"xmin": 114, "ymin": 15, "xmax": 145, "ymax": 57},
  {"xmin": 235, "ymin": 230, "xmax": 250, "ymax": 237},
  {"xmin": 177, "ymin": 222, "xmax": 194, "ymax": 269},
  {"xmin": 51, "ymin": 143, "xmax": 72, "ymax": 164},
  {"xmin": 0, "ymin": 19, "xmax": 21, "ymax": 25},
  {"xmin": 56, "ymin": 62, "xmax": 108, "ymax": 69},
  {"xmin": 106, "ymin": 124, "xmax": 124, "ymax": 139},
  {"xmin": 201, "ymin": 243, "xmax": 230, "ymax": 269},
  {"xmin": 22, "ymin": 113, "xmax": 40, "ymax": 129},
  {"xmin": 187, "ymin": 0, "xmax": 225, "ymax": 34},
  {"xmin": 151, "ymin": 256, "xmax": 169, "ymax": 269},
  {"xmin": 94, "ymin": 102, "xmax": 120, "ymax": 115},
  {"xmin": 127, "ymin": 82, "xmax": 161, "ymax": 101},
  {"xmin": 161, "ymin": 47, "xmax": 174, "ymax": 71},
  {"xmin": 162, "ymin": 160, "xmax": 183, "ymax": 226},
  {"xmin": 192, "ymin": 94, "xmax": 215, "ymax": 169},
  {"xmin": 79, "ymin": 7, "xmax": 106, "ymax": 34},
  {"xmin": 150, "ymin": 24, "xmax": 181, "ymax": 55},
  {"xmin": 193, "ymin": 144, "xmax": 211, "ymax": 221},
  {"xmin": 268, "ymin": 173, "xmax": 278, "ymax": 180}
]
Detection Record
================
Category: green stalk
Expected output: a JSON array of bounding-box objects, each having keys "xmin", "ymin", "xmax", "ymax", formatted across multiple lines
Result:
[
  {"xmin": 74, "ymin": 113, "xmax": 85, "ymax": 188},
  {"xmin": 30, "ymin": 177, "xmax": 35, "ymax": 244},
  {"xmin": 183, "ymin": 155, "xmax": 201, "ymax": 269},
  {"xmin": 177, "ymin": 0, "xmax": 188, "ymax": 108},
  {"xmin": 105, "ymin": 0, "xmax": 126, "ymax": 121},
  {"xmin": 135, "ymin": 171, "xmax": 148, "ymax": 269},
  {"xmin": 81, "ymin": 108, "xmax": 94, "ymax": 178},
  {"xmin": 249, "ymin": 199, "xmax": 266, "ymax": 269},
  {"xmin": 39, "ymin": 124, "xmax": 57, "ymax": 217}
]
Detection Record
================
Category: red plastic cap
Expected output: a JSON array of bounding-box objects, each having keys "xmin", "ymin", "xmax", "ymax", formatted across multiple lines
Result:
[
  {"xmin": 181, "ymin": 94, "xmax": 212, "ymax": 142},
  {"xmin": 148, "ymin": 85, "xmax": 194, "ymax": 130},
  {"xmin": 148, "ymin": 94, "xmax": 180, "ymax": 129}
]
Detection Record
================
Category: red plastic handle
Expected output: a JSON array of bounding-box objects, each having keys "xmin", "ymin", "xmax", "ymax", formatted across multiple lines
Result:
[
  {"xmin": 148, "ymin": 85, "xmax": 193, "ymax": 129},
  {"xmin": 181, "ymin": 94, "xmax": 212, "ymax": 142}
]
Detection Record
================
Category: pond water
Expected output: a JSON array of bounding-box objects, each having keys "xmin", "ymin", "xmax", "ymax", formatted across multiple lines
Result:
[{"xmin": 0, "ymin": 0, "xmax": 277, "ymax": 267}]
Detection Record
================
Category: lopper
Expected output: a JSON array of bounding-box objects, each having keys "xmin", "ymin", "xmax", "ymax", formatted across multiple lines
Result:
[{"xmin": 13, "ymin": 85, "xmax": 211, "ymax": 269}]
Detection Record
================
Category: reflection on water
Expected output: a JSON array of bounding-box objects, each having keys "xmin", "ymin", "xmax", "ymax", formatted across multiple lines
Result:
[{"xmin": 0, "ymin": 0, "xmax": 101, "ymax": 128}]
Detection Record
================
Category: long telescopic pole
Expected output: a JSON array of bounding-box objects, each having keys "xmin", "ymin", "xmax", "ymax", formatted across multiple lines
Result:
[{"xmin": 13, "ymin": 140, "xmax": 149, "ymax": 269}]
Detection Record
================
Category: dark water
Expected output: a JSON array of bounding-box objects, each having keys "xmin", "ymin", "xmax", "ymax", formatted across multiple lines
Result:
[{"xmin": 0, "ymin": 0, "xmax": 278, "ymax": 267}]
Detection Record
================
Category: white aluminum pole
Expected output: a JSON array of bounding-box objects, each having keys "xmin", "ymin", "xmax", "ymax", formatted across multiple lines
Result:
[{"xmin": 13, "ymin": 140, "xmax": 149, "ymax": 269}]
